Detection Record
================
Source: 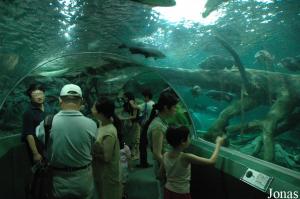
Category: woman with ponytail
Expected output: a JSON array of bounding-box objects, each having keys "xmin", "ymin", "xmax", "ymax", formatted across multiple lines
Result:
[
  {"xmin": 92, "ymin": 97, "xmax": 122, "ymax": 199},
  {"xmin": 147, "ymin": 88, "xmax": 179, "ymax": 199}
]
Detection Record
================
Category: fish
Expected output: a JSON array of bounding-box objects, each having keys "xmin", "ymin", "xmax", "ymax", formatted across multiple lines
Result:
[
  {"xmin": 278, "ymin": 56, "xmax": 300, "ymax": 72},
  {"xmin": 254, "ymin": 50, "xmax": 275, "ymax": 71},
  {"xmin": 105, "ymin": 74, "xmax": 128, "ymax": 83},
  {"xmin": 119, "ymin": 44, "xmax": 166, "ymax": 59},
  {"xmin": 204, "ymin": 90, "xmax": 235, "ymax": 102},
  {"xmin": 202, "ymin": 0, "xmax": 229, "ymax": 18},
  {"xmin": 191, "ymin": 85, "xmax": 202, "ymax": 97},
  {"xmin": 129, "ymin": 0, "xmax": 176, "ymax": 7},
  {"xmin": 37, "ymin": 68, "xmax": 69, "ymax": 77},
  {"xmin": 199, "ymin": 55, "xmax": 234, "ymax": 70},
  {"xmin": 254, "ymin": 50, "xmax": 274, "ymax": 64}
]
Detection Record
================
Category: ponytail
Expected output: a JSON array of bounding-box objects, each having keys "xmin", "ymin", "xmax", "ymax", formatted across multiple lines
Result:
[{"xmin": 143, "ymin": 89, "xmax": 179, "ymax": 132}]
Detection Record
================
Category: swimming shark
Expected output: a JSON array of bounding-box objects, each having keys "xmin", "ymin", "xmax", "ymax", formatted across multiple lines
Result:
[
  {"xmin": 202, "ymin": 0, "xmax": 229, "ymax": 18},
  {"xmin": 119, "ymin": 43, "xmax": 166, "ymax": 59},
  {"xmin": 37, "ymin": 68, "xmax": 69, "ymax": 77}
]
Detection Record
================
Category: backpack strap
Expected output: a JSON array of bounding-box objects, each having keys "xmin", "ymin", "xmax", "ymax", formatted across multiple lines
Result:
[{"xmin": 43, "ymin": 114, "xmax": 54, "ymax": 151}]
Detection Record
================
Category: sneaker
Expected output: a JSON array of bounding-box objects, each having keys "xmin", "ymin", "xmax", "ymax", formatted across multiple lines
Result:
[{"xmin": 136, "ymin": 163, "xmax": 153, "ymax": 168}]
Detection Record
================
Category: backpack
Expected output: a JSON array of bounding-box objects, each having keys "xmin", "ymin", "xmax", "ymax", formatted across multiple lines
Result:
[{"xmin": 30, "ymin": 114, "xmax": 54, "ymax": 199}]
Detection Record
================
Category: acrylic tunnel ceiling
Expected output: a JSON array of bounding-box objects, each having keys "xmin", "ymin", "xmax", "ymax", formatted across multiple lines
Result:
[{"xmin": 0, "ymin": 0, "xmax": 300, "ymax": 106}]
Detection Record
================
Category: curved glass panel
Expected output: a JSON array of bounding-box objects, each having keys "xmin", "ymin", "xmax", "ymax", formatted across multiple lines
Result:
[
  {"xmin": 0, "ymin": 52, "xmax": 152, "ymax": 136},
  {"xmin": 0, "ymin": 0, "xmax": 299, "ymax": 175},
  {"xmin": 122, "ymin": 70, "xmax": 193, "ymax": 128}
]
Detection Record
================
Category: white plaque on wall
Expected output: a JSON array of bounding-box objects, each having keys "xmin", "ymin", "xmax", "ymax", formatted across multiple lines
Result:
[{"xmin": 241, "ymin": 168, "xmax": 273, "ymax": 192}]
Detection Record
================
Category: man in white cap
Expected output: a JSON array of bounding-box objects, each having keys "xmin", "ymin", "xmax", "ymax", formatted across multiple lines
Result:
[{"xmin": 36, "ymin": 83, "xmax": 97, "ymax": 199}]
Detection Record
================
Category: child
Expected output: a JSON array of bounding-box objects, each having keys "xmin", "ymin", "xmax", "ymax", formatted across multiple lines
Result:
[
  {"xmin": 162, "ymin": 126, "xmax": 225, "ymax": 199},
  {"xmin": 120, "ymin": 142, "xmax": 132, "ymax": 199}
]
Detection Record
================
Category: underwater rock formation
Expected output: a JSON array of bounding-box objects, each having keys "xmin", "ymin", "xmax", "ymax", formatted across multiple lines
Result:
[{"xmin": 156, "ymin": 67, "xmax": 300, "ymax": 163}]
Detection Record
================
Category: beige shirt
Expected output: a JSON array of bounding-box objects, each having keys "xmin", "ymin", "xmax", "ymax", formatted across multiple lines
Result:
[
  {"xmin": 147, "ymin": 116, "xmax": 170, "ymax": 153},
  {"xmin": 164, "ymin": 152, "xmax": 191, "ymax": 194},
  {"xmin": 93, "ymin": 124, "xmax": 121, "ymax": 184}
]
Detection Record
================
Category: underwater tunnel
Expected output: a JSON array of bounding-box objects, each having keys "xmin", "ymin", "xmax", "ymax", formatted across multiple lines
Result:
[{"xmin": 0, "ymin": 0, "xmax": 299, "ymax": 198}]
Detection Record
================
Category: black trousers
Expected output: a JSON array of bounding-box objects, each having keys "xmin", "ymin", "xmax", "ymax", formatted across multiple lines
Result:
[{"xmin": 139, "ymin": 125, "xmax": 149, "ymax": 165}]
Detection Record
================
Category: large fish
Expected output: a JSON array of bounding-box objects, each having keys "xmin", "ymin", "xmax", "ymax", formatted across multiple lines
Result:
[
  {"xmin": 119, "ymin": 44, "xmax": 166, "ymax": 59},
  {"xmin": 129, "ymin": 0, "xmax": 176, "ymax": 7},
  {"xmin": 254, "ymin": 50, "xmax": 275, "ymax": 71},
  {"xmin": 37, "ymin": 68, "xmax": 69, "ymax": 77},
  {"xmin": 191, "ymin": 85, "xmax": 202, "ymax": 97},
  {"xmin": 202, "ymin": 0, "xmax": 229, "ymax": 18},
  {"xmin": 278, "ymin": 55, "xmax": 300, "ymax": 72}
]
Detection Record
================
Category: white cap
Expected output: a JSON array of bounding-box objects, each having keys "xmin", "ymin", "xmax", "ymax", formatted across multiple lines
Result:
[{"xmin": 60, "ymin": 84, "xmax": 82, "ymax": 97}]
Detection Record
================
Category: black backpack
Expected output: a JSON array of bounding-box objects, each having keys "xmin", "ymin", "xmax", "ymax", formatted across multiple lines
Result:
[{"xmin": 30, "ymin": 114, "xmax": 54, "ymax": 199}]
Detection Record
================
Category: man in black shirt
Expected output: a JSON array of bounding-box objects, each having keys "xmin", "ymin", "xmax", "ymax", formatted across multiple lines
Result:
[{"xmin": 22, "ymin": 83, "xmax": 48, "ymax": 164}]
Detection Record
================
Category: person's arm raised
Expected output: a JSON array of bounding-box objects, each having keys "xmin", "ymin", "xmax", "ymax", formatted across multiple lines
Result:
[{"xmin": 184, "ymin": 135, "xmax": 225, "ymax": 165}]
